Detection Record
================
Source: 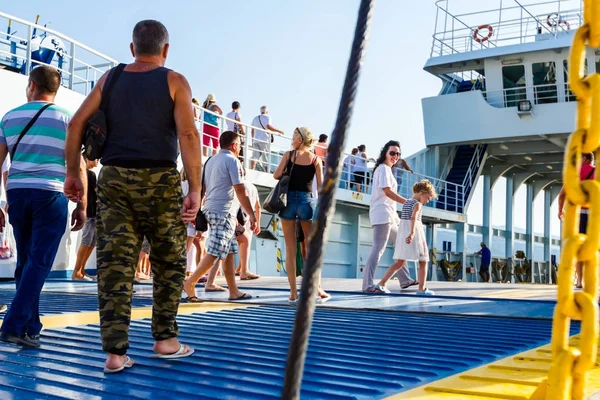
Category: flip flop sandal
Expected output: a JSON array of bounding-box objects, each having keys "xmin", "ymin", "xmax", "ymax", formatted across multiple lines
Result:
[
  {"xmin": 401, "ymin": 280, "xmax": 419, "ymax": 289},
  {"xmin": 229, "ymin": 293, "xmax": 253, "ymax": 301},
  {"xmin": 205, "ymin": 287, "xmax": 226, "ymax": 292},
  {"xmin": 150, "ymin": 344, "xmax": 195, "ymax": 359},
  {"xmin": 240, "ymin": 274, "xmax": 260, "ymax": 280},
  {"xmin": 104, "ymin": 356, "xmax": 134, "ymax": 374},
  {"xmin": 184, "ymin": 296, "xmax": 203, "ymax": 303}
]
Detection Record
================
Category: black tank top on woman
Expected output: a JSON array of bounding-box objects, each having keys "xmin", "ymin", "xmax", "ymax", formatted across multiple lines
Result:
[
  {"xmin": 101, "ymin": 66, "xmax": 178, "ymax": 168},
  {"xmin": 286, "ymin": 151, "xmax": 316, "ymax": 192}
]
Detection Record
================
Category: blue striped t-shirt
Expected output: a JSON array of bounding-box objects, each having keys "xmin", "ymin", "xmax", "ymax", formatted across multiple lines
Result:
[{"xmin": 0, "ymin": 101, "xmax": 72, "ymax": 192}]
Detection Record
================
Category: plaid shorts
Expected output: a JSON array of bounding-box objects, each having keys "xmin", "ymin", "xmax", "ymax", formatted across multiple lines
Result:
[{"xmin": 205, "ymin": 211, "xmax": 238, "ymax": 259}]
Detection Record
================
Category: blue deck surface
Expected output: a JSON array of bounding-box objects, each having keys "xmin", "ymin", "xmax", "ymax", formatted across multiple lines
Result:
[
  {"xmin": 0, "ymin": 281, "xmax": 562, "ymax": 319},
  {"xmin": 0, "ymin": 291, "xmax": 153, "ymax": 317},
  {"xmin": 0, "ymin": 306, "xmax": 579, "ymax": 399}
]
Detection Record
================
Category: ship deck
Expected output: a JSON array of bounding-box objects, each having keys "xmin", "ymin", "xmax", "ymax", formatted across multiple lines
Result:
[{"xmin": 0, "ymin": 278, "xmax": 597, "ymax": 399}]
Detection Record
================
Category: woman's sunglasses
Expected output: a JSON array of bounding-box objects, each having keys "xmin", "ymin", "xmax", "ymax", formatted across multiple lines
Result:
[{"xmin": 388, "ymin": 151, "xmax": 401, "ymax": 157}]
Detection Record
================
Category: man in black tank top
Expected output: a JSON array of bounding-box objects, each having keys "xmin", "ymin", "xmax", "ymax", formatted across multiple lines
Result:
[{"xmin": 64, "ymin": 20, "xmax": 201, "ymax": 372}]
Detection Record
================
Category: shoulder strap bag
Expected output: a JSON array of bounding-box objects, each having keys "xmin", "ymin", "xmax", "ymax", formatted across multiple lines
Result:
[
  {"xmin": 82, "ymin": 63, "xmax": 126, "ymax": 160},
  {"xmin": 263, "ymin": 151, "xmax": 297, "ymax": 213},
  {"xmin": 195, "ymin": 157, "xmax": 212, "ymax": 233}
]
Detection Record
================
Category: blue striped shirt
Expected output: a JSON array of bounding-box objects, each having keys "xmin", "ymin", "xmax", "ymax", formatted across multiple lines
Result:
[
  {"xmin": 0, "ymin": 101, "xmax": 72, "ymax": 192},
  {"xmin": 400, "ymin": 199, "xmax": 422, "ymax": 222}
]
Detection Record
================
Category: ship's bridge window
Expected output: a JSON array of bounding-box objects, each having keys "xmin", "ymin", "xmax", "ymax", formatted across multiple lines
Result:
[
  {"xmin": 502, "ymin": 65, "xmax": 526, "ymax": 107},
  {"xmin": 564, "ymin": 59, "xmax": 588, "ymax": 102},
  {"xmin": 532, "ymin": 62, "xmax": 557, "ymax": 104}
]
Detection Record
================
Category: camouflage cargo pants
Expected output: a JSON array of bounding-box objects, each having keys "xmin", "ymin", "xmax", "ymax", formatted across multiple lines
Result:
[{"xmin": 96, "ymin": 166, "xmax": 187, "ymax": 355}]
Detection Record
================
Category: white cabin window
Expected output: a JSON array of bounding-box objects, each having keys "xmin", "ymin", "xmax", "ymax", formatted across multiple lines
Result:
[
  {"xmin": 502, "ymin": 65, "xmax": 526, "ymax": 107},
  {"xmin": 564, "ymin": 59, "xmax": 587, "ymax": 102},
  {"xmin": 532, "ymin": 62, "xmax": 557, "ymax": 104}
]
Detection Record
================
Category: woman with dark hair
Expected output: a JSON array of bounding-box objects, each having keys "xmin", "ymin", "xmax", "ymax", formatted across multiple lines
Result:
[{"xmin": 362, "ymin": 140, "xmax": 418, "ymax": 293}]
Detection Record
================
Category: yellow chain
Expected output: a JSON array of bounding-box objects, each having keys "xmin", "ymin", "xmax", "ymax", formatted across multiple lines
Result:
[{"xmin": 530, "ymin": 2, "xmax": 600, "ymax": 398}]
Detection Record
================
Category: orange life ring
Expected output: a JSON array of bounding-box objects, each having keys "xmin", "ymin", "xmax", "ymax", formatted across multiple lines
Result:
[
  {"xmin": 546, "ymin": 13, "xmax": 571, "ymax": 30},
  {"xmin": 473, "ymin": 24, "xmax": 493, "ymax": 43}
]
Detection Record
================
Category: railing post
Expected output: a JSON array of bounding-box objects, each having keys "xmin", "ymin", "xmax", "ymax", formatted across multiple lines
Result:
[
  {"xmin": 25, "ymin": 25, "xmax": 32, "ymax": 74},
  {"xmin": 69, "ymin": 42, "xmax": 75, "ymax": 90},
  {"xmin": 267, "ymin": 136, "xmax": 273, "ymax": 173},
  {"xmin": 243, "ymin": 130, "xmax": 250, "ymax": 170}
]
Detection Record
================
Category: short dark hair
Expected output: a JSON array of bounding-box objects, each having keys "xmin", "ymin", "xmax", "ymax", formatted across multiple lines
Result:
[
  {"xmin": 583, "ymin": 152, "xmax": 595, "ymax": 163},
  {"xmin": 319, "ymin": 134, "xmax": 328, "ymax": 143},
  {"xmin": 358, "ymin": 144, "xmax": 366, "ymax": 152},
  {"xmin": 29, "ymin": 65, "xmax": 61, "ymax": 94},
  {"xmin": 132, "ymin": 20, "xmax": 169, "ymax": 56},
  {"xmin": 232, "ymin": 101, "xmax": 240, "ymax": 109},
  {"xmin": 220, "ymin": 130, "xmax": 241, "ymax": 149}
]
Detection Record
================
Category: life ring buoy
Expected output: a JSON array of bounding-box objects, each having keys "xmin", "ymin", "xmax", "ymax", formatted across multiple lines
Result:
[
  {"xmin": 546, "ymin": 13, "xmax": 571, "ymax": 30},
  {"xmin": 473, "ymin": 24, "xmax": 493, "ymax": 43}
]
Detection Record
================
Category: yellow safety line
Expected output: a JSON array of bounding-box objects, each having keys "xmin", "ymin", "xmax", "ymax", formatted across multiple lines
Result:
[
  {"xmin": 384, "ymin": 334, "xmax": 600, "ymax": 400},
  {"xmin": 0, "ymin": 302, "xmax": 253, "ymax": 330}
]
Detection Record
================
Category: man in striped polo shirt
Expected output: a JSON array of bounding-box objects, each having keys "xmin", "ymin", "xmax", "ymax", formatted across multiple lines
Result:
[{"xmin": 0, "ymin": 65, "xmax": 87, "ymax": 348}]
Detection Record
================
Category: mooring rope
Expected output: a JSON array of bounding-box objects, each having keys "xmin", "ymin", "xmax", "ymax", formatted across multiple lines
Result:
[{"xmin": 280, "ymin": 0, "xmax": 375, "ymax": 398}]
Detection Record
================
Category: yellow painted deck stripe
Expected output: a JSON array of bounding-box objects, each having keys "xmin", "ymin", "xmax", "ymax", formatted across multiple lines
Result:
[
  {"xmin": 384, "ymin": 335, "xmax": 600, "ymax": 399},
  {"xmin": 0, "ymin": 301, "xmax": 253, "ymax": 330}
]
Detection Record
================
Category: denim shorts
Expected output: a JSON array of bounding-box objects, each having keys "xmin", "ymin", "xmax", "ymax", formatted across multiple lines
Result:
[{"xmin": 279, "ymin": 191, "xmax": 314, "ymax": 221}]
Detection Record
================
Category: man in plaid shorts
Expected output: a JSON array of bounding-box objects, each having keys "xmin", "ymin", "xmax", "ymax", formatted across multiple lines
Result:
[{"xmin": 184, "ymin": 131, "xmax": 257, "ymax": 301}]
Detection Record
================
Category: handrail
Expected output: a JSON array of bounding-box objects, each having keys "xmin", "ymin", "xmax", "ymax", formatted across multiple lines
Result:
[
  {"xmin": 193, "ymin": 103, "xmax": 466, "ymax": 212},
  {"xmin": 0, "ymin": 11, "xmax": 117, "ymax": 63},
  {"xmin": 0, "ymin": 12, "xmax": 117, "ymax": 95},
  {"xmin": 430, "ymin": 1, "xmax": 582, "ymax": 57}
]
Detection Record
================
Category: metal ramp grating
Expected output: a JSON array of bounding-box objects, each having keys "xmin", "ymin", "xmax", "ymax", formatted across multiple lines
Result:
[{"xmin": 0, "ymin": 306, "xmax": 579, "ymax": 399}]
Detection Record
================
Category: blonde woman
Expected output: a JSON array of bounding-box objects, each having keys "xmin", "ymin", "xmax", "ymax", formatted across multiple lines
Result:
[{"xmin": 273, "ymin": 127, "xmax": 330, "ymax": 302}]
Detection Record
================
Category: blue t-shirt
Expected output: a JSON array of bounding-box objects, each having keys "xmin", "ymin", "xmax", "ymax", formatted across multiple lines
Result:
[{"xmin": 480, "ymin": 247, "xmax": 491, "ymax": 264}]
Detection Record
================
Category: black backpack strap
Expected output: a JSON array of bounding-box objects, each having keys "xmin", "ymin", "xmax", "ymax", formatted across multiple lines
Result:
[
  {"xmin": 100, "ymin": 63, "xmax": 127, "ymax": 112},
  {"xmin": 10, "ymin": 103, "xmax": 54, "ymax": 161}
]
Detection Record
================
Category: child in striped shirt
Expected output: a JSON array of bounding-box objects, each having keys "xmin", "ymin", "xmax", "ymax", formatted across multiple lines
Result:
[{"xmin": 377, "ymin": 180, "xmax": 437, "ymax": 295}]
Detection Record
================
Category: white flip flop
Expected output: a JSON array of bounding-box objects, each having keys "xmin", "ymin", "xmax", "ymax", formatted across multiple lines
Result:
[
  {"xmin": 150, "ymin": 344, "xmax": 195, "ymax": 359},
  {"xmin": 103, "ymin": 356, "xmax": 134, "ymax": 374}
]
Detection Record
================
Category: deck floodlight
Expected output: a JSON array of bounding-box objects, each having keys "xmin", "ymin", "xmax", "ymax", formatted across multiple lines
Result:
[{"xmin": 518, "ymin": 100, "xmax": 532, "ymax": 114}]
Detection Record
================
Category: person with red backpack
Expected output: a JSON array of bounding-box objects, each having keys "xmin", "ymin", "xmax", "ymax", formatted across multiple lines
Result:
[{"xmin": 558, "ymin": 152, "xmax": 595, "ymax": 288}]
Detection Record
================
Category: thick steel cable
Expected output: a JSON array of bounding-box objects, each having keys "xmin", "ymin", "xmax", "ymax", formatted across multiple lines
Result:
[{"xmin": 280, "ymin": 1, "xmax": 375, "ymax": 398}]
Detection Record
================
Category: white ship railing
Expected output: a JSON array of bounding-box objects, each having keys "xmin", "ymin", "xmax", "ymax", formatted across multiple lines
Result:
[
  {"xmin": 431, "ymin": 0, "xmax": 582, "ymax": 57},
  {"xmin": 195, "ymin": 105, "xmax": 465, "ymax": 213},
  {"xmin": 0, "ymin": 11, "xmax": 117, "ymax": 95},
  {"xmin": 474, "ymin": 82, "xmax": 575, "ymax": 108}
]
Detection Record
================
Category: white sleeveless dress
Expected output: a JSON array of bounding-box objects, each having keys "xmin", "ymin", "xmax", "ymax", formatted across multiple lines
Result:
[{"xmin": 393, "ymin": 199, "xmax": 429, "ymax": 262}]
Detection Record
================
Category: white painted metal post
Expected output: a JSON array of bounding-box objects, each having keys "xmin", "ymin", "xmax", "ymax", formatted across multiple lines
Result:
[
  {"xmin": 68, "ymin": 42, "xmax": 75, "ymax": 90},
  {"xmin": 544, "ymin": 188, "xmax": 553, "ymax": 282},
  {"xmin": 456, "ymin": 223, "xmax": 467, "ymax": 283},
  {"xmin": 505, "ymin": 174, "xmax": 515, "ymax": 283},
  {"xmin": 25, "ymin": 25, "xmax": 32, "ymax": 74},
  {"xmin": 482, "ymin": 174, "xmax": 493, "ymax": 245},
  {"xmin": 526, "ymin": 183, "xmax": 535, "ymax": 282}
]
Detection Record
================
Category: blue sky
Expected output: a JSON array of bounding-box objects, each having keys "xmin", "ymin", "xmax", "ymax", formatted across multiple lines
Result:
[{"xmin": 1, "ymin": 1, "xmax": 562, "ymax": 238}]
